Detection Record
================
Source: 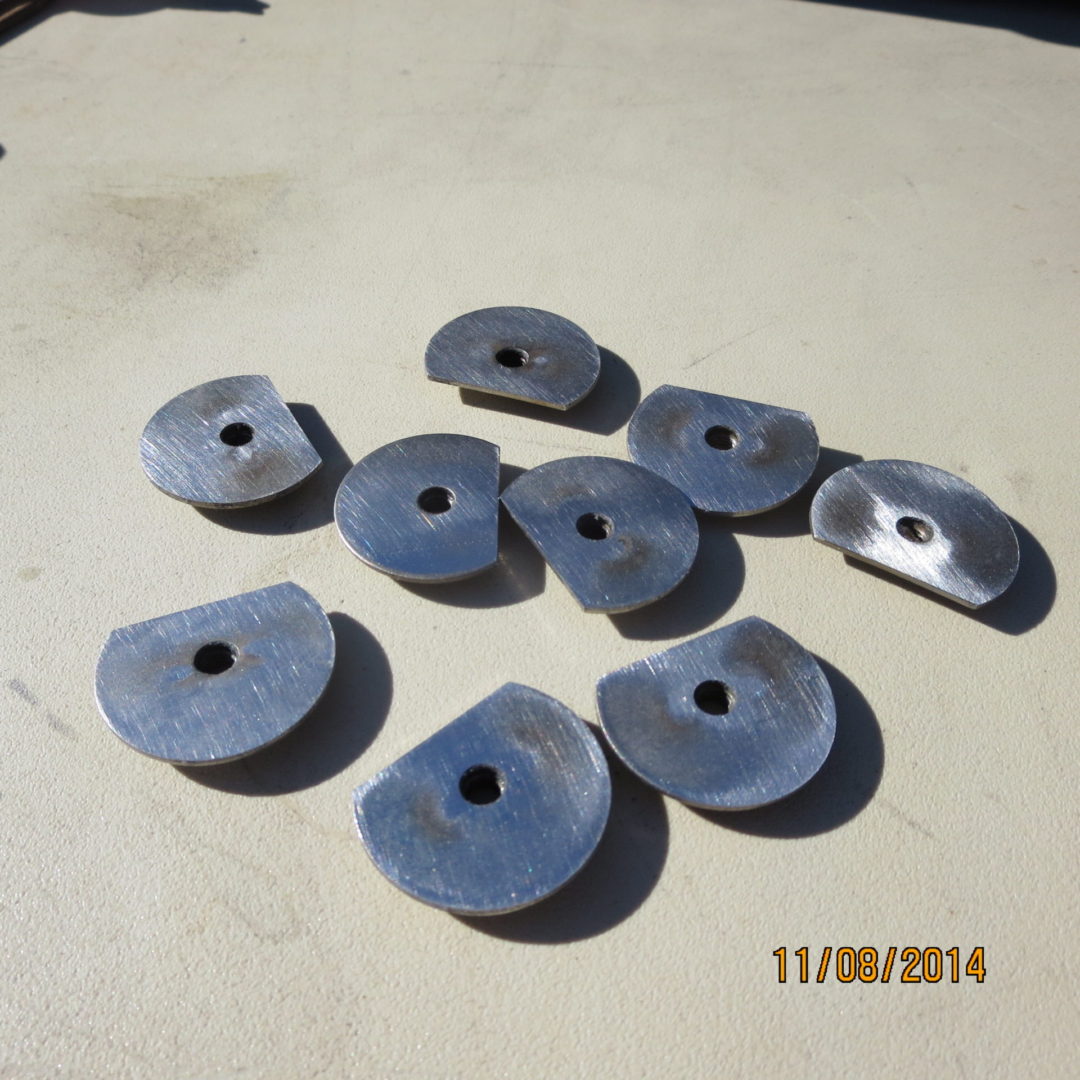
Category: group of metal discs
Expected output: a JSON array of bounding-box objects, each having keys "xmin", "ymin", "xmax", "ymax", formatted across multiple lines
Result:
[{"xmin": 98, "ymin": 306, "xmax": 1021, "ymax": 916}]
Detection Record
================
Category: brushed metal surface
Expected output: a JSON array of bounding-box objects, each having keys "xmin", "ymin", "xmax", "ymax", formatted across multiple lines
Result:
[
  {"xmin": 500, "ymin": 455, "xmax": 699, "ymax": 613},
  {"xmin": 334, "ymin": 434, "xmax": 500, "ymax": 583},
  {"xmin": 627, "ymin": 384, "xmax": 819, "ymax": 515},
  {"xmin": 95, "ymin": 582, "xmax": 335, "ymax": 765},
  {"xmin": 139, "ymin": 375, "xmax": 321, "ymax": 508},
  {"xmin": 424, "ymin": 306, "xmax": 601, "ymax": 410},
  {"xmin": 353, "ymin": 683, "xmax": 611, "ymax": 915},
  {"xmin": 597, "ymin": 617, "xmax": 836, "ymax": 810},
  {"xmin": 810, "ymin": 459, "xmax": 1019, "ymax": 608}
]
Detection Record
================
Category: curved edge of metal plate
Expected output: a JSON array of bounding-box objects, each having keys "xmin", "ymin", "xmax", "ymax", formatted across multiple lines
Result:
[
  {"xmin": 333, "ymin": 434, "xmax": 501, "ymax": 584},
  {"xmin": 138, "ymin": 375, "xmax": 322, "ymax": 509},
  {"xmin": 500, "ymin": 455, "xmax": 700, "ymax": 614},
  {"xmin": 809, "ymin": 459, "xmax": 1020, "ymax": 609},
  {"xmin": 352, "ymin": 682, "xmax": 612, "ymax": 916},
  {"xmin": 596, "ymin": 616, "xmax": 837, "ymax": 810},
  {"xmin": 423, "ymin": 306, "xmax": 601, "ymax": 410},
  {"xmin": 94, "ymin": 581, "xmax": 336, "ymax": 766},
  {"xmin": 626, "ymin": 384, "xmax": 820, "ymax": 516}
]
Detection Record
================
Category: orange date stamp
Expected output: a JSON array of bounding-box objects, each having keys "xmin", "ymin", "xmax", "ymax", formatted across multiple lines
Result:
[{"xmin": 772, "ymin": 946, "xmax": 986, "ymax": 983}]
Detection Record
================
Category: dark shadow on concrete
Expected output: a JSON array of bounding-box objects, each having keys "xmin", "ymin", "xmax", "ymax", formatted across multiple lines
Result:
[
  {"xmin": 1, "ymin": 0, "xmax": 267, "ymax": 44},
  {"xmin": 458, "ymin": 347, "xmax": 640, "ymax": 436},
  {"xmin": 0, "ymin": 144, "xmax": 5, "ymax": 160},
  {"xmin": 399, "ymin": 464, "xmax": 546, "ymax": 609},
  {"xmin": 725, "ymin": 447, "xmax": 864, "ymax": 540},
  {"xmin": 843, "ymin": 516, "xmax": 1054, "ymax": 636},
  {"xmin": 197, "ymin": 403, "xmax": 351, "ymax": 535},
  {"xmin": 610, "ymin": 514, "xmax": 745, "ymax": 640},
  {"xmin": 457, "ymin": 752, "xmax": 669, "ymax": 943},
  {"xmin": 696, "ymin": 657, "xmax": 882, "ymax": 837},
  {"xmin": 178, "ymin": 612, "xmax": 391, "ymax": 794},
  {"xmin": 797, "ymin": 1, "xmax": 1080, "ymax": 47}
]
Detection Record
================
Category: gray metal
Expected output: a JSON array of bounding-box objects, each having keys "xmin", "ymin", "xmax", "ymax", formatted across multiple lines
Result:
[
  {"xmin": 334, "ymin": 434, "xmax": 500, "ymax": 583},
  {"xmin": 424, "ymin": 306, "xmax": 601, "ymax": 410},
  {"xmin": 353, "ymin": 683, "xmax": 611, "ymax": 915},
  {"xmin": 627, "ymin": 384, "xmax": 819, "ymax": 515},
  {"xmin": 140, "ymin": 375, "xmax": 321, "ymax": 508},
  {"xmin": 810, "ymin": 459, "xmax": 1019, "ymax": 608},
  {"xmin": 597, "ymin": 617, "xmax": 836, "ymax": 810},
  {"xmin": 500, "ymin": 456, "xmax": 699, "ymax": 613},
  {"xmin": 95, "ymin": 582, "xmax": 335, "ymax": 765}
]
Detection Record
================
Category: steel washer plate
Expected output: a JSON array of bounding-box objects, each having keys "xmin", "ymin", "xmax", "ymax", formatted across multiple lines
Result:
[
  {"xmin": 597, "ymin": 617, "xmax": 836, "ymax": 810},
  {"xmin": 424, "ymin": 306, "xmax": 601, "ymax": 410},
  {"xmin": 139, "ymin": 375, "xmax": 321, "ymax": 508},
  {"xmin": 95, "ymin": 582, "xmax": 336, "ymax": 765},
  {"xmin": 810, "ymin": 459, "xmax": 1019, "ymax": 608},
  {"xmin": 353, "ymin": 683, "xmax": 611, "ymax": 915}
]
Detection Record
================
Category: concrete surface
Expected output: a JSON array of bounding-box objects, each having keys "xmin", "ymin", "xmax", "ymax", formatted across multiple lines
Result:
[{"xmin": 1, "ymin": 1, "xmax": 1077, "ymax": 1077}]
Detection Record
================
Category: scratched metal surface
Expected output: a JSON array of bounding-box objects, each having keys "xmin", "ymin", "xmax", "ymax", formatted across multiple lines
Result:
[
  {"xmin": 354, "ymin": 683, "xmax": 610, "ymax": 915},
  {"xmin": 598, "ymin": 617, "xmax": 836, "ymax": 809},
  {"xmin": 628, "ymin": 384, "xmax": 820, "ymax": 515},
  {"xmin": 425, "ymin": 306, "xmax": 601, "ymax": 409},
  {"xmin": 810, "ymin": 459, "xmax": 1020, "ymax": 608},
  {"xmin": 140, "ymin": 375, "xmax": 321, "ymax": 508},
  {"xmin": 501, "ymin": 455, "xmax": 699, "ymax": 612},
  {"xmin": 95, "ymin": 582, "xmax": 335, "ymax": 764},
  {"xmin": 3, "ymin": 1, "xmax": 1078, "ymax": 1078}
]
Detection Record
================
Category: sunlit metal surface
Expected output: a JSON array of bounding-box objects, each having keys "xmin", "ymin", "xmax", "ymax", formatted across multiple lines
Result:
[
  {"xmin": 95, "ymin": 582, "xmax": 335, "ymax": 765},
  {"xmin": 597, "ymin": 617, "xmax": 835, "ymax": 810},
  {"xmin": 810, "ymin": 459, "xmax": 1019, "ymax": 608},
  {"xmin": 140, "ymin": 375, "xmax": 321, "ymax": 508},
  {"xmin": 335, "ymin": 434, "xmax": 499, "ymax": 583},
  {"xmin": 354, "ymin": 683, "xmax": 611, "ymax": 915},
  {"xmin": 424, "ymin": 306, "xmax": 601, "ymax": 410},
  {"xmin": 627, "ymin": 384, "xmax": 819, "ymax": 515},
  {"xmin": 501, "ymin": 455, "xmax": 699, "ymax": 613}
]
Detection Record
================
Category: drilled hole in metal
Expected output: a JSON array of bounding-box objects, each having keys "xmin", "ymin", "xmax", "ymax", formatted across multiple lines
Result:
[
  {"xmin": 193, "ymin": 642, "xmax": 237, "ymax": 675},
  {"xmin": 704, "ymin": 426, "xmax": 738, "ymax": 450},
  {"xmin": 576, "ymin": 512, "xmax": 613, "ymax": 540},
  {"xmin": 459, "ymin": 765, "xmax": 503, "ymax": 805},
  {"xmin": 897, "ymin": 516, "xmax": 933, "ymax": 543},
  {"xmin": 417, "ymin": 486, "xmax": 455, "ymax": 514},
  {"xmin": 219, "ymin": 422, "xmax": 254, "ymax": 446},
  {"xmin": 694, "ymin": 680, "xmax": 733, "ymax": 715},
  {"xmin": 495, "ymin": 347, "xmax": 529, "ymax": 369}
]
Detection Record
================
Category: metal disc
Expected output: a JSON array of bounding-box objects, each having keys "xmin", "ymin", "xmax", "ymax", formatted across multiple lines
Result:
[
  {"xmin": 95, "ymin": 582, "xmax": 335, "ymax": 765},
  {"xmin": 353, "ymin": 683, "xmax": 611, "ymax": 915},
  {"xmin": 334, "ymin": 434, "xmax": 500, "ymax": 583},
  {"xmin": 627, "ymin": 384, "xmax": 820, "ymax": 515},
  {"xmin": 810, "ymin": 459, "xmax": 1019, "ymax": 608},
  {"xmin": 597, "ymin": 617, "xmax": 836, "ymax": 810},
  {"xmin": 500, "ymin": 456, "xmax": 699, "ymax": 613},
  {"xmin": 140, "ymin": 375, "xmax": 321, "ymax": 508},
  {"xmin": 424, "ymin": 306, "xmax": 601, "ymax": 410}
]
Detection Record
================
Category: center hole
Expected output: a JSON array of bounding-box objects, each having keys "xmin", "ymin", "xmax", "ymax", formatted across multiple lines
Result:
[
  {"xmin": 193, "ymin": 641, "xmax": 237, "ymax": 675},
  {"xmin": 576, "ymin": 512, "xmax": 613, "ymax": 540},
  {"xmin": 459, "ymin": 765, "xmax": 503, "ymax": 805},
  {"xmin": 896, "ymin": 516, "xmax": 933, "ymax": 543},
  {"xmin": 694, "ymin": 680, "xmax": 734, "ymax": 715},
  {"xmin": 220, "ymin": 422, "xmax": 253, "ymax": 446},
  {"xmin": 495, "ymin": 347, "xmax": 529, "ymax": 369},
  {"xmin": 417, "ymin": 486, "xmax": 455, "ymax": 514},
  {"xmin": 704, "ymin": 426, "xmax": 738, "ymax": 450}
]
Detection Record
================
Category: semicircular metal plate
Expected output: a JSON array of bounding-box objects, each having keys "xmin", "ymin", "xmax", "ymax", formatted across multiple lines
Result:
[
  {"xmin": 334, "ymin": 434, "xmax": 500, "ymax": 583},
  {"xmin": 597, "ymin": 617, "xmax": 836, "ymax": 810},
  {"xmin": 424, "ymin": 306, "xmax": 601, "ymax": 410},
  {"xmin": 140, "ymin": 375, "xmax": 321, "ymax": 508},
  {"xmin": 500, "ymin": 455, "xmax": 699, "ymax": 613},
  {"xmin": 95, "ymin": 582, "xmax": 335, "ymax": 765},
  {"xmin": 810, "ymin": 459, "xmax": 1019, "ymax": 608},
  {"xmin": 627, "ymin": 384, "xmax": 819, "ymax": 515},
  {"xmin": 353, "ymin": 683, "xmax": 611, "ymax": 915}
]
